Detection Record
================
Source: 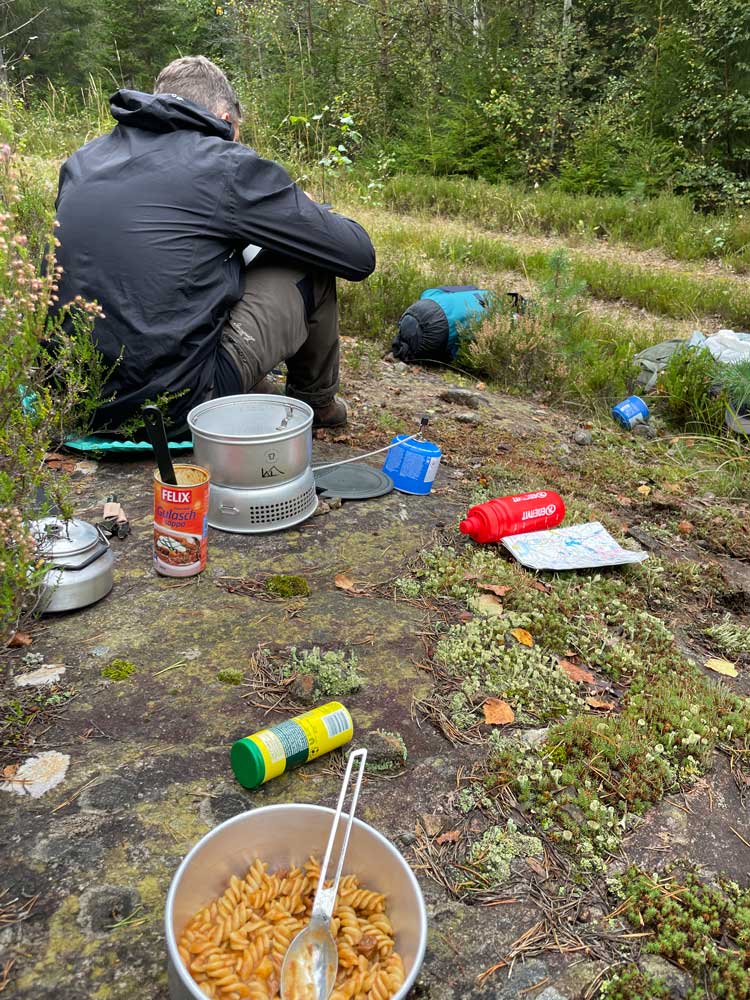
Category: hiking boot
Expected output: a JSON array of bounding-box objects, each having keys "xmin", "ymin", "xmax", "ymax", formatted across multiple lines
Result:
[{"xmin": 312, "ymin": 397, "xmax": 348, "ymax": 428}]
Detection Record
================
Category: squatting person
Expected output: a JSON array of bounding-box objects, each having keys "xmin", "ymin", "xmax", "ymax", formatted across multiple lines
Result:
[{"xmin": 53, "ymin": 55, "xmax": 376, "ymax": 432}]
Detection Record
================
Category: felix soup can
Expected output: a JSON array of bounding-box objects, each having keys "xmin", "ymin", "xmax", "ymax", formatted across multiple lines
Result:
[{"xmin": 153, "ymin": 464, "xmax": 209, "ymax": 577}]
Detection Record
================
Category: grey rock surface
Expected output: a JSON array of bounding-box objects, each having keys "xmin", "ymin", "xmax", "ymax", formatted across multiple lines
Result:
[{"xmin": 438, "ymin": 387, "xmax": 482, "ymax": 408}]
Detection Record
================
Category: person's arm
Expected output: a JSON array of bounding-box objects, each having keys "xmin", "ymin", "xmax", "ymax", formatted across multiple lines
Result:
[{"xmin": 226, "ymin": 148, "xmax": 376, "ymax": 282}]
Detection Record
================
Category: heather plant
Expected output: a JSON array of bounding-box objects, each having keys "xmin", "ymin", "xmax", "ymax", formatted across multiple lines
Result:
[{"xmin": 0, "ymin": 148, "xmax": 104, "ymax": 640}]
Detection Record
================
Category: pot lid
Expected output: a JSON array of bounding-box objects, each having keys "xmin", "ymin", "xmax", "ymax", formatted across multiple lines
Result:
[{"xmin": 29, "ymin": 517, "xmax": 100, "ymax": 560}]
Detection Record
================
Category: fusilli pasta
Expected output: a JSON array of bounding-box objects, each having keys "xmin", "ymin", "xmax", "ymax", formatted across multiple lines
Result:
[{"xmin": 177, "ymin": 856, "xmax": 406, "ymax": 1000}]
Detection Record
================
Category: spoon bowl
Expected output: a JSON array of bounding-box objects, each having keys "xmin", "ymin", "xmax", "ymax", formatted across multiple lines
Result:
[{"xmin": 280, "ymin": 920, "xmax": 338, "ymax": 1000}]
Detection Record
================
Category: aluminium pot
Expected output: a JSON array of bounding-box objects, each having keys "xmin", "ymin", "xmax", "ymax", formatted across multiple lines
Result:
[
  {"xmin": 30, "ymin": 516, "xmax": 114, "ymax": 613},
  {"xmin": 165, "ymin": 803, "xmax": 427, "ymax": 1000},
  {"xmin": 187, "ymin": 394, "xmax": 313, "ymax": 489}
]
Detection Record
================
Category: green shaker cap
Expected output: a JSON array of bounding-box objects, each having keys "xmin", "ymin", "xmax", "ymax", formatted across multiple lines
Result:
[{"xmin": 231, "ymin": 738, "xmax": 265, "ymax": 789}]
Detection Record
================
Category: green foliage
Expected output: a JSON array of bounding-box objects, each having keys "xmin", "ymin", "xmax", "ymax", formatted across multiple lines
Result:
[
  {"xmin": 657, "ymin": 347, "xmax": 727, "ymax": 435},
  {"xmin": 599, "ymin": 965, "xmax": 670, "ymax": 1000},
  {"xmin": 411, "ymin": 530, "xmax": 750, "ymax": 870},
  {"xmin": 435, "ymin": 616, "xmax": 583, "ymax": 727},
  {"xmin": 285, "ymin": 646, "xmax": 362, "ymax": 698},
  {"xmin": 720, "ymin": 360, "xmax": 750, "ymax": 416},
  {"xmin": 613, "ymin": 867, "xmax": 750, "ymax": 999},
  {"xmin": 0, "ymin": 150, "xmax": 104, "ymax": 641}
]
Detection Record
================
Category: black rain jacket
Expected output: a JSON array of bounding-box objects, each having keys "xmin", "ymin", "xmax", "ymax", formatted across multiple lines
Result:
[{"xmin": 54, "ymin": 89, "xmax": 376, "ymax": 432}]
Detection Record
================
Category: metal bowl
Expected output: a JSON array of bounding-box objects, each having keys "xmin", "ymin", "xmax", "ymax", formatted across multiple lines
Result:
[
  {"xmin": 165, "ymin": 804, "xmax": 428, "ymax": 1000},
  {"xmin": 187, "ymin": 395, "xmax": 313, "ymax": 489}
]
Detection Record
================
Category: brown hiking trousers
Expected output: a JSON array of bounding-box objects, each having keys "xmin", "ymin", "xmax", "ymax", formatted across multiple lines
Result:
[{"xmin": 218, "ymin": 263, "xmax": 339, "ymax": 406}]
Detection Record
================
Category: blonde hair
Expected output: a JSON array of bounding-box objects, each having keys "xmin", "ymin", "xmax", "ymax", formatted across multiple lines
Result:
[{"xmin": 155, "ymin": 55, "xmax": 241, "ymax": 127}]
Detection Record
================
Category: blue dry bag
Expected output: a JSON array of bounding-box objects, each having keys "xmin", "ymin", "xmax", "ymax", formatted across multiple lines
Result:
[{"xmin": 392, "ymin": 285, "xmax": 493, "ymax": 362}]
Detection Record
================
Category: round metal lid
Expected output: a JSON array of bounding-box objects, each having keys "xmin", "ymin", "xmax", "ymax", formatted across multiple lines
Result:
[
  {"xmin": 29, "ymin": 517, "xmax": 100, "ymax": 560},
  {"xmin": 314, "ymin": 464, "xmax": 394, "ymax": 501}
]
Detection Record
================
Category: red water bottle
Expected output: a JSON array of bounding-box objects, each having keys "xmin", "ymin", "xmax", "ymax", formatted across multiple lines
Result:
[{"xmin": 459, "ymin": 490, "xmax": 565, "ymax": 543}]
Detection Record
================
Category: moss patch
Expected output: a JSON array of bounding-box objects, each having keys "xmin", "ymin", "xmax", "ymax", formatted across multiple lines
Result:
[
  {"xmin": 610, "ymin": 867, "xmax": 750, "ymax": 999},
  {"xmin": 264, "ymin": 574, "xmax": 311, "ymax": 598},
  {"xmin": 100, "ymin": 659, "xmax": 136, "ymax": 681},
  {"xmin": 216, "ymin": 667, "xmax": 243, "ymax": 685}
]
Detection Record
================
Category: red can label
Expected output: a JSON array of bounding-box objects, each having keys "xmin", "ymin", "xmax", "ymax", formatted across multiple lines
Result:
[{"xmin": 153, "ymin": 465, "xmax": 209, "ymax": 577}]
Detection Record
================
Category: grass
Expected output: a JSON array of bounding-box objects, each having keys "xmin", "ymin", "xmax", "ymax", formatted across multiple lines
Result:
[
  {"xmin": 362, "ymin": 172, "xmax": 750, "ymax": 269},
  {"xmin": 343, "ymin": 214, "xmax": 750, "ymax": 329}
]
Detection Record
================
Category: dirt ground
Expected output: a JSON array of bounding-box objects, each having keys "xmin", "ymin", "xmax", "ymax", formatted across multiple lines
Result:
[{"xmin": 1, "ymin": 346, "xmax": 748, "ymax": 999}]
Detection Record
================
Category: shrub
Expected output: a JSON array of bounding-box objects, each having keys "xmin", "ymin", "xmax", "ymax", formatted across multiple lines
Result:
[
  {"xmin": 0, "ymin": 149, "xmax": 103, "ymax": 641},
  {"xmin": 657, "ymin": 346, "xmax": 727, "ymax": 434}
]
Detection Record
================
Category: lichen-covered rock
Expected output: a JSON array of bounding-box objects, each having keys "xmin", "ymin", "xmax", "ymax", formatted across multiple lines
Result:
[
  {"xmin": 366, "ymin": 730, "xmax": 407, "ymax": 772},
  {"xmin": 79, "ymin": 775, "xmax": 139, "ymax": 813}
]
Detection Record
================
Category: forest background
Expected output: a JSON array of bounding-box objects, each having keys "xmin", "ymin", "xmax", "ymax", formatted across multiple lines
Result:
[{"xmin": 2, "ymin": 0, "xmax": 750, "ymax": 212}]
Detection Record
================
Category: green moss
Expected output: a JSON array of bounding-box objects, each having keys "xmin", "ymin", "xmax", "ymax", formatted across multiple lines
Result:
[
  {"xmin": 466, "ymin": 819, "xmax": 542, "ymax": 886},
  {"xmin": 285, "ymin": 646, "xmax": 362, "ymax": 697},
  {"xmin": 599, "ymin": 966, "xmax": 670, "ymax": 1000},
  {"xmin": 216, "ymin": 667, "xmax": 243, "ymax": 685},
  {"xmin": 264, "ymin": 574, "xmax": 310, "ymax": 598},
  {"xmin": 101, "ymin": 658, "xmax": 137, "ymax": 681},
  {"xmin": 610, "ymin": 867, "xmax": 750, "ymax": 999}
]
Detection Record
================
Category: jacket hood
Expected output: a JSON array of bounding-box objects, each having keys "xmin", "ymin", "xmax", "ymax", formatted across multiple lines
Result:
[{"xmin": 109, "ymin": 89, "xmax": 234, "ymax": 140}]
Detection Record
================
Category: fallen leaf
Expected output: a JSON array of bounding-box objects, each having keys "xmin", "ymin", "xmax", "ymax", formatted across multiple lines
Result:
[
  {"xmin": 335, "ymin": 572, "xmax": 355, "ymax": 591},
  {"xmin": 1, "ymin": 764, "xmax": 18, "ymax": 780},
  {"xmin": 530, "ymin": 581, "xmax": 551, "ymax": 594},
  {"xmin": 477, "ymin": 583, "xmax": 511, "ymax": 597},
  {"xmin": 483, "ymin": 698, "xmax": 515, "ymax": 725},
  {"xmin": 475, "ymin": 382, "xmax": 486, "ymax": 391},
  {"xmin": 462, "ymin": 572, "xmax": 480, "ymax": 582},
  {"xmin": 8, "ymin": 631, "xmax": 32, "ymax": 648},
  {"xmin": 459, "ymin": 611, "xmax": 474, "ymax": 622},
  {"xmin": 526, "ymin": 857, "xmax": 547, "ymax": 877},
  {"xmin": 637, "ymin": 485, "xmax": 651, "ymax": 497},
  {"xmin": 586, "ymin": 696, "xmax": 616, "ymax": 711},
  {"xmin": 436, "ymin": 829, "xmax": 461, "ymax": 845},
  {"xmin": 476, "ymin": 593, "xmax": 505, "ymax": 617},
  {"xmin": 677, "ymin": 520, "xmax": 694, "ymax": 536},
  {"xmin": 617, "ymin": 495, "xmax": 633, "ymax": 507},
  {"xmin": 706, "ymin": 657, "xmax": 738, "ymax": 678},
  {"xmin": 509, "ymin": 627, "xmax": 534, "ymax": 647},
  {"xmin": 559, "ymin": 658, "xmax": 595, "ymax": 684}
]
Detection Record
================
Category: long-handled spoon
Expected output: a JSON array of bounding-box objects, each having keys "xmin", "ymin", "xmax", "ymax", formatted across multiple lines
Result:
[
  {"xmin": 142, "ymin": 404, "xmax": 177, "ymax": 485},
  {"xmin": 280, "ymin": 748, "xmax": 368, "ymax": 1000}
]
